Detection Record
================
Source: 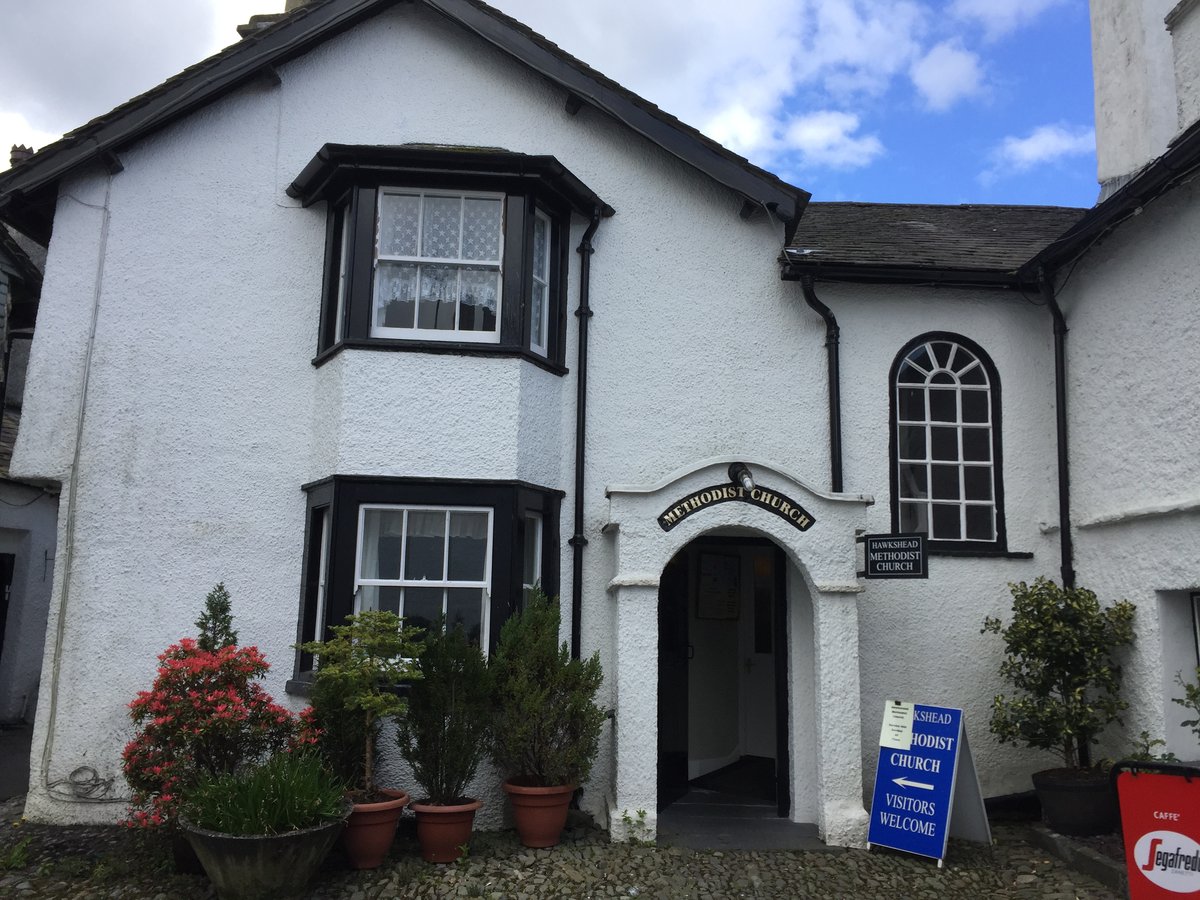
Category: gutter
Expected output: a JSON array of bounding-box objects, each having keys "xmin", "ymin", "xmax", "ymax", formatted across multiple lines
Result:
[
  {"xmin": 569, "ymin": 208, "xmax": 602, "ymax": 659},
  {"xmin": 798, "ymin": 275, "xmax": 844, "ymax": 493}
]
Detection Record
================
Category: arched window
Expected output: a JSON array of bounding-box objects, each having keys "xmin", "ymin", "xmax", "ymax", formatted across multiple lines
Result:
[{"xmin": 890, "ymin": 333, "xmax": 1005, "ymax": 551}]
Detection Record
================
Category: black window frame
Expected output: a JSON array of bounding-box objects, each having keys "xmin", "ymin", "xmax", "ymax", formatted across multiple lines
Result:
[
  {"xmin": 291, "ymin": 476, "xmax": 561, "ymax": 685},
  {"xmin": 288, "ymin": 145, "xmax": 612, "ymax": 375},
  {"xmin": 888, "ymin": 331, "xmax": 1011, "ymax": 557}
]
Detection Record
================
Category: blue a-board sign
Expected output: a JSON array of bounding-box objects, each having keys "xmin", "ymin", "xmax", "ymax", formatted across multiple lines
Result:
[{"xmin": 867, "ymin": 701, "xmax": 991, "ymax": 865}]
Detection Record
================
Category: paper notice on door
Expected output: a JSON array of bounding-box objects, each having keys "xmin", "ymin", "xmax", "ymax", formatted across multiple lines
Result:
[{"xmin": 879, "ymin": 700, "xmax": 914, "ymax": 749}]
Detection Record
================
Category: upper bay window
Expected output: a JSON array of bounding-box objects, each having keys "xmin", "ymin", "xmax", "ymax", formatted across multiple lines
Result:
[
  {"xmin": 889, "ymin": 333, "xmax": 1008, "ymax": 555},
  {"xmin": 288, "ymin": 145, "xmax": 611, "ymax": 372}
]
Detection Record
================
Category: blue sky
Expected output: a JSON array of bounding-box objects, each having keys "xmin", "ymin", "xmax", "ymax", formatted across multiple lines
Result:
[{"xmin": 0, "ymin": 0, "xmax": 1099, "ymax": 210}]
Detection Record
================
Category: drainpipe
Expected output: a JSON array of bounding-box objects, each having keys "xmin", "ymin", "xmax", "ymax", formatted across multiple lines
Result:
[
  {"xmin": 799, "ymin": 275, "xmax": 843, "ymax": 493},
  {"xmin": 1039, "ymin": 273, "xmax": 1075, "ymax": 592},
  {"xmin": 569, "ymin": 208, "xmax": 602, "ymax": 659}
]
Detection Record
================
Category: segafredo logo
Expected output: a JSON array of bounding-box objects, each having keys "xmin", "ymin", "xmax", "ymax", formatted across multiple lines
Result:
[{"xmin": 1135, "ymin": 831, "xmax": 1200, "ymax": 892}]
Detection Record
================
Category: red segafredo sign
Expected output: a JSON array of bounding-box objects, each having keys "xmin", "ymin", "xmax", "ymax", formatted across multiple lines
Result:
[{"xmin": 1115, "ymin": 764, "xmax": 1200, "ymax": 898}]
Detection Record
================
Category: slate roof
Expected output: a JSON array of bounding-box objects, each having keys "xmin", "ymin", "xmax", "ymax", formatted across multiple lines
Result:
[
  {"xmin": 0, "ymin": 0, "xmax": 807, "ymax": 243},
  {"xmin": 785, "ymin": 203, "xmax": 1087, "ymax": 283}
]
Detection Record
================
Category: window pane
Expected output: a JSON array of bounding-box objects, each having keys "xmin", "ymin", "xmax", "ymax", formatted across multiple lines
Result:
[
  {"xmin": 899, "ymin": 501, "xmax": 928, "ymax": 534},
  {"xmin": 461, "ymin": 197, "xmax": 501, "ymax": 261},
  {"xmin": 404, "ymin": 586, "xmax": 444, "ymax": 633},
  {"xmin": 378, "ymin": 193, "xmax": 420, "ymax": 257},
  {"xmin": 360, "ymin": 509, "xmax": 404, "ymax": 579},
  {"xmin": 374, "ymin": 263, "xmax": 417, "ymax": 329},
  {"xmin": 965, "ymin": 505, "xmax": 995, "ymax": 541},
  {"xmin": 929, "ymin": 389, "xmax": 957, "ymax": 422},
  {"xmin": 447, "ymin": 512, "xmax": 489, "ymax": 581},
  {"xmin": 961, "ymin": 390, "xmax": 989, "ymax": 423},
  {"xmin": 931, "ymin": 426, "xmax": 959, "ymax": 460},
  {"xmin": 964, "ymin": 466, "xmax": 993, "ymax": 500},
  {"xmin": 532, "ymin": 215, "xmax": 549, "ymax": 277},
  {"xmin": 931, "ymin": 465, "xmax": 960, "ymax": 500},
  {"xmin": 932, "ymin": 342, "xmax": 953, "ymax": 367},
  {"xmin": 458, "ymin": 267, "xmax": 500, "ymax": 332},
  {"xmin": 959, "ymin": 362, "xmax": 986, "ymax": 385},
  {"xmin": 422, "ymin": 196, "xmax": 461, "ymax": 258},
  {"xmin": 360, "ymin": 585, "xmax": 402, "ymax": 616},
  {"xmin": 898, "ymin": 463, "xmax": 928, "ymax": 499},
  {"xmin": 405, "ymin": 510, "xmax": 446, "ymax": 581},
  {"xmin": 898, "ymin": 388, "xmax": 925, "ymax": 421},
  {"xmin": 897, "ymin": 361, "xmax": 924, "ymax": 384},
  {"xmin": 930, "ymin": 371, "xmax": 955, "ymax": 385},
  {"xmin": 898, "ymin": 425, "xmax": 926, "ymax": 460},
  {"xmin": 932, "ymin": 504, "xmax": 961, "ymax": 539},
  {"xmin": 447, "ymin": 587, "xmax": 484, "ymax": 645},
  {"xmin": 523, "ymin": 515, "xmax": 542, "ymax": 586},
  {"xmin": 906, "ymin": 346, "xmax": 933, "ymax": 373},
  {"xmin": 963, "ymin": 427, "xmax": 991, "ymax": 461},
  {"xmin": 418, "ymin": 265, "xmax": 458, "ymax": 330},
  {"xmin": 530, "ymin": 282, "xmax": 547, "ymax": 350}
]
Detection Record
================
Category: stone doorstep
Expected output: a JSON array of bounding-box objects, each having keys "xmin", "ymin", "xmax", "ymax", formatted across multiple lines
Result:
[{"xmin": 1021, "ymin": 824, "xmax": 1128, "ymax": 895}]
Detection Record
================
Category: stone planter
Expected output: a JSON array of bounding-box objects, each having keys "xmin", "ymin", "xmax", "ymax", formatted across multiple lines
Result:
[
  {"xmin": 1032, "ymin": 768, "xmax": 1118, "ymax": 836},
  {"xmin": 411, "ymin": 798, "xmax": 483, "ymax": 863},
  {"xmin": 503, "ymin": 781, "xmax": 576, "ymax": 848},
  {"xmin": 180, "ymin": 810, "xmax": 347, "ymax": 900}
]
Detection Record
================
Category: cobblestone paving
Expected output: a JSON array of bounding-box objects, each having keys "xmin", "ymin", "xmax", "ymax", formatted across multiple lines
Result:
[{"xmin": 0, "ymin": 798, "xmax": 1121, "ymax": 899}]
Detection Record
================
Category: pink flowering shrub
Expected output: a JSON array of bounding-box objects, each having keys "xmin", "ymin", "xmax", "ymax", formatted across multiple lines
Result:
[{"xmin": 121, "ymin": 638, "xmax": 300, "ymax": 828}]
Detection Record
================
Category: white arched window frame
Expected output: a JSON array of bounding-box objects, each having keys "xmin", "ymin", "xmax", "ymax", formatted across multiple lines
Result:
[{"xmin": 891, "ymin": 334, "xmax": 1005, "ymax": 550}]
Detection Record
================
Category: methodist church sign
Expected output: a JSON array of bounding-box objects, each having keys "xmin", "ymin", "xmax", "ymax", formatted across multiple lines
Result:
[{"xmin": 657, "ymin": 484, "xmax": 816, "ymax": 532}]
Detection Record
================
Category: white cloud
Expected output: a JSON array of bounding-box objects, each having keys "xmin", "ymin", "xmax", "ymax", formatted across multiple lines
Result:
[
  {"xmin": 950, "ymin": 0, "xmax": 1069, "ymax": 39},
  {"xmin": 784, "ymin": 110, "xmax": 884, "ymax": 169},
  {"xmin": 910, "ymin": 41, "xmax": 984, "ymax": 111},
  {"xmin": 981, "ymin": 123, "xmax": 1094, "ymax": 182}
]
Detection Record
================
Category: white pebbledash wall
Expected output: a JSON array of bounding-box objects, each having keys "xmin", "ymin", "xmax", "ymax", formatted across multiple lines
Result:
[{"xmin": 13, "ymin": 2, "xmax": 1078, "ymax": 837}]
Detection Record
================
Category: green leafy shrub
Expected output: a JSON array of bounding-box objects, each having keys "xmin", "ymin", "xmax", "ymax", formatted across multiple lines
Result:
[
  {"xmin": 1174, "ymin": 667, "xmax": 1200, "ymax": 746},
  {"xmin": 183, "ymin": 752, "xmax": 346, "ymax": 835},
  {"xmin": 982, "ymin": 577, "xmax": 1135, "ymax": 769},
  {"xmin": 489, "ymin": 589, "xmax": 606, "ymax": 787},
  {"xmin": 298, "ymin": 610, "xmax": 423, "ymax": 798},
  {"xmin": 397, "ymin": 622, "xmax": 492, "ymax": 805}
]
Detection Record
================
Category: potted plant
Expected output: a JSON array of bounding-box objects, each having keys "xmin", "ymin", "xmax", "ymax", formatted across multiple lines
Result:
[
  {"xmin": 179, "ymin": 751, "xmax": 349, "ymax": 900},
  {"xmin": 122, "ymin": 585, "xmax": 299, "ymax": 870},
  {"xmin": 298, "ymin": 610, "xmax": 423, "ymax": 869},
  {"xmin": 982, "ymin": 577, "xmax": 1136, "ymax": 835},
  {"xmin": 397, "ymin": 621, "xmax": 492, "ymax": 863},
  {"xmin": 489, "ymin": 588, "xmax": 606, "ymax": 848}
]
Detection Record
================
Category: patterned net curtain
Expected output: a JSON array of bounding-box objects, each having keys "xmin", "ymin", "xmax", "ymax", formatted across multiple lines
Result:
[{"xmin": 894, "ymin": 338, "xmax": 997, "ymax": 543}]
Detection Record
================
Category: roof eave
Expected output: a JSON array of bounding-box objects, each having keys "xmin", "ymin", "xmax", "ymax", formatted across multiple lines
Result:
[{"xmin": 780, "ymin": 260, "xmax": 1032, "ymax": 289}]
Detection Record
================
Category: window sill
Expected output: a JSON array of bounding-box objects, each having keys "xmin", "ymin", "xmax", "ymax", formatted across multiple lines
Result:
[
  {"xmin": 285, "ymin": 674, "xmax": 313, "ymax": 697},
  {"xmin": 311, "ymin": 338, "xmax": 568, "ymax": 376},
  {"xmin": 927, "ymin": 547, "xmax": 1033, "ymax": 559}
]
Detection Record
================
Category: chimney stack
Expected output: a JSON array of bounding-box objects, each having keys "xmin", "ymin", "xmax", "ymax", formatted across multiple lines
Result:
[
  {"xmin": 238, "ymin": 2, "xmax": 311, "ymax": 39},
  {"xmin": 9, "ymin": 145, "xmax": 34, "ymax": 168}
]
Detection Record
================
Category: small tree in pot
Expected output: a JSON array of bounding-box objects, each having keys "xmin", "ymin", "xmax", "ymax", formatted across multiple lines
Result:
[
  {"xmin": 982, "ymin": 577, "xmax": 1136, "ymax": 835},
  {"xmin": 489, "ymin": 588, "xmax": 606, "ymax": 848},
  {"xmin": 298, "ymin": 610, "xmax": 423, "ymax": 869},
  {"xmin": 397, "ymin": 621, "xmax": 492, "ymax": 863}
]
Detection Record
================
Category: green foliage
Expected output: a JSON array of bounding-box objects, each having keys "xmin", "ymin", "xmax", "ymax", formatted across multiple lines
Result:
[
  {"xmin": 182, "ymin": 752, "xmax": 346, "ymax": 836},
  {"xmin": 298, "ymin": 610, "xmax": 423, "ymax": 796},
  {"xmin": 0, "ymin": 836, "xmax": 31, "ymax": 870},
  {"xmin": 195, "ymin": 583, "xmax": 238, "ymax": 652},
  {"xmin": 982, "ymin": 577, "xmax": 1136, "ymax": 769},
  {"xmin": 1127, "ymin": 731, "xmax": 1177, "ymax": 763},
  {"xmin": 489, "ymin": 588, "xmax": 606, "ymax": 787},
  {"xmin": 1174, "ymin": 668, "xmax": 1200, "ymax": 746},
  {"xmin": 397, "ymin": 622, "xmax": 492, "ymax": 805}
]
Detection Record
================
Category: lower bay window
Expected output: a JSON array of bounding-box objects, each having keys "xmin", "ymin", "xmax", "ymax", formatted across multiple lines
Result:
[{"xmin": 294, "ymin": 477, "xmax": 560, "ymax": 681}]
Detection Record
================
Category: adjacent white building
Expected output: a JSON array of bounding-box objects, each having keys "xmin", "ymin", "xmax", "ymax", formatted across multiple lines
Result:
[{"xmin": 0, "ymin": 0, "xmax": 1196, "ymax": 845}]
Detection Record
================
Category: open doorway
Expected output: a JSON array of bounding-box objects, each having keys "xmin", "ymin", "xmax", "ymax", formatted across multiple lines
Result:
[{"xmin": 657, "ymin": 536, "xmax": 789, "ymax": 817}]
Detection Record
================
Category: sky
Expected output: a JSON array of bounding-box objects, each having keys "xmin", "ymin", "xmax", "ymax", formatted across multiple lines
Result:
[{"xmin": 0, "ymin": 0, "xmax": 1099, "ymax": 208}]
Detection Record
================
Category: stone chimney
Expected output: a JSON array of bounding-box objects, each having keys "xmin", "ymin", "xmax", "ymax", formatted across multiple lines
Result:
[
  {"xmin": 237, "ymin": 2, "xmax": 311, "ymax": 39},
  {"xmin": 9, "ymin": 145, "xmax": 34, "ymax": 168}
]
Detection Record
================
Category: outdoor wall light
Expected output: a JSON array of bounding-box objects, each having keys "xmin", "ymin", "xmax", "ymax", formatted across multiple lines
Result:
[{"xmin": 728, "ymin": 462, "xmax": 755, "ymax": 491}]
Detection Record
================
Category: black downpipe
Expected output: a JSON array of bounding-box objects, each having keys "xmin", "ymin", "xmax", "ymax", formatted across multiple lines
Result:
[
  {"xmin": 800, "ymin": 275, "xmax": 844, "ymax": 493},
  {"xmin": 570, "ymin": 208, "xmax": 602, "ymax": 659},
  {"xmin": 1040, "ymin": 275, "xmax": 1075, "ymax": 592}
]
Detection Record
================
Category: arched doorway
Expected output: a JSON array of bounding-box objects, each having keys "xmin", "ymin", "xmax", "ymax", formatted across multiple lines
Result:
[{"xmin": 657, "ymin": 535, "xmax": 790, "ymax": 818}]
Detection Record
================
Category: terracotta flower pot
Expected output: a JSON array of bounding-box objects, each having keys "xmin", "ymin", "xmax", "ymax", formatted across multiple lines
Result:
[
  {"xmin": 410, "ymin": 798, "xmax": 483, "ymax": 863},
  {"xmin": 342, "ymin": 789, "xmax": 410, "ymax": 869},
  {"xmin": 502, "ymin": 781, "xmax": 576, "ymax": 848}
]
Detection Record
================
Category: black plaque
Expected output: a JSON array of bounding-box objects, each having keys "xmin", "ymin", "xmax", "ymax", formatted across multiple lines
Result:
[{"xmin": 862, "ymin": 533, "xmax": 927, "ymax": 579}]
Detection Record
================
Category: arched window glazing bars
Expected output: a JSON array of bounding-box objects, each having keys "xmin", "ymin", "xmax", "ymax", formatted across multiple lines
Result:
[{"xmin": 890, "ymin": 333, "xmax": 1006, "ymax": 552}]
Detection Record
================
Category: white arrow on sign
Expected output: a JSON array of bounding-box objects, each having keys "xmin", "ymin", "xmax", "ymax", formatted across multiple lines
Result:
[{"xmin": 892, "ymin": 776, "xmax": 934, "ymax": 791}]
